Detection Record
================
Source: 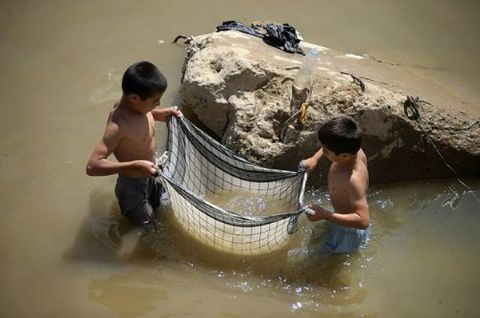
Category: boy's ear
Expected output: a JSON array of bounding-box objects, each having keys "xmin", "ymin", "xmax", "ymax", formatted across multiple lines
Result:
[{"xmin": 128, "ymin": 94, "xmax": 141, "ymax": 103}]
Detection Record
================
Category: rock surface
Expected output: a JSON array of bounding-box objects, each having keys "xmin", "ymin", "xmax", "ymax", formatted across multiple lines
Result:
[{"xmin": 179, "ymin": 31, "xmax": 480, "ymax": 184}]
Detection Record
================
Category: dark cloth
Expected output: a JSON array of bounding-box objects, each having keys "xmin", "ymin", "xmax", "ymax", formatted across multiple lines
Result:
[
  {"xmin": 216, "ymin": 20, "xmax": 263, "ymax": 38},
  {"xmin": 115, "ymin": 174, "xmax": 165, "ymax": 226},
  {"xmin": 216, "ymin": 20, "xmax": 305, "ymax": 55},
  {"xmin": 262, "ymin": 23, "xmax": 304, "ymax": 55}
]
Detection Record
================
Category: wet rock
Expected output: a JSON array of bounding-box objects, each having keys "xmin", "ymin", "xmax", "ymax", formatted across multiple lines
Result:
[{"xmin": 179, "ymin": 31, "xmax": 480, "ymax": 184}]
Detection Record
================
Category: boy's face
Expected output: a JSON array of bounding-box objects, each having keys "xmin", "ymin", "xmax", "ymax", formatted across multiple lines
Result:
[{"xmin": 130, "ymin": 92, "xmax": 163, "ymax": 114}]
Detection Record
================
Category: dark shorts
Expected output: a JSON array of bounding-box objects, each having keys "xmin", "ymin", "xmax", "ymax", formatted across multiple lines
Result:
[{"xmin": 114, "ymin": 174, "xmax": 165, "ymax": 226}]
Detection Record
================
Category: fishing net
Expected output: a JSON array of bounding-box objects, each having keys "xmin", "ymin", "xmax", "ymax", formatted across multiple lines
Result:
[{"xmin": 158, "ymin": 116, "xmax": 307, "ymax": 255}]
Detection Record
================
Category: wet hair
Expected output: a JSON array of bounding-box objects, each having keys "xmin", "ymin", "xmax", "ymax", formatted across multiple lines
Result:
[
  {"xmin": 317, "ymin": 115, "xmax": 362, "ymax": 155},
  {"xmin": 121, "ymin": 61, "xmax": 167, "ymax": 100}
]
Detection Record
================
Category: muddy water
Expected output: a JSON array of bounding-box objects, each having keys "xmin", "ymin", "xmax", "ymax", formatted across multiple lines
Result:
[{"xmin": 1, "ymin": 0, "xmax": 479, "ymax": 317}]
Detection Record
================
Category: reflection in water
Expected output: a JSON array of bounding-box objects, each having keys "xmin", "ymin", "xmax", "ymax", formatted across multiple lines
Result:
[
  {"xmin": 77, "ymin": 186, "xmax": 380, "ymax": 315},
  {"xmin": 67, "ymin": 181, "xmax": 480, "ymax": 317},
  {"xmin": 63, "ymin": 188, "xmax": 120, "ymax": 263},
  {"xmin": 89, "ymin": 272, "xmax": 168, "ymax": 318},
  {"xmin": 64, "ymin": 187, "xmax": 160, "ymax": 263}
]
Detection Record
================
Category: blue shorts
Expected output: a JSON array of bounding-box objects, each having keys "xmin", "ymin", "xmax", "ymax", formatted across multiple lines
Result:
[
  {"xmin": 318, "ymin": 222, "xmax": 370, "ymax": 254},
  {"xmin": 114, "ymin": 174, "xmax": 166, "ymax": 226}
]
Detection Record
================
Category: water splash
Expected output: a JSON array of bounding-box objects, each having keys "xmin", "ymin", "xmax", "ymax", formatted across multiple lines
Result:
[
  {"xmin": 290, "ymin": 302, "xmax": 303, "ymax": 311},
  {"xmin": 441, "ymin": 187, "xmax": 462, "ymax": 209}
]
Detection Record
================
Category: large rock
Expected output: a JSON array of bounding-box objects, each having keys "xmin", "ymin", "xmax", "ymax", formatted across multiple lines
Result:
[{"xmin": 179, "ymin": 30, "xmax": 480, "ymax": 184}]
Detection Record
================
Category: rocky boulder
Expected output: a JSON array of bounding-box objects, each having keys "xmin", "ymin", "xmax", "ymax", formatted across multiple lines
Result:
[{"xmin": 178, "ymin": 30, "xmax": 480, "ymax": 184}]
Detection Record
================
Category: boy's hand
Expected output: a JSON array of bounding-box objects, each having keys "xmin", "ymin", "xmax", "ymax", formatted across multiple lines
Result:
[
  {"xmin": 164, "ymin": 106, "xmax": 183, "ymax": 118},
  {"xmin": 298, "ymin": 160, "xmax": 307, "ymax": 173},
  {"xmin": 152, "ymin": 106, "xmax": 183, "ymax": 121},
  {"xmin": 298, "ymin": 148, "xmax": 324, "ymax": 173},
  {"xmin": 133, "ymin": 160, "xmax": 160, "ymax": 177},
  {"xmin": 305, "ymin": 203, "xmax": 331, "ymax": 222},
  {"xmin": 169, "ymin": 106, "xmax": 183, "ymax": 118},
  {"xmin": 298, "ymin": 158, "xmax": 314, "ymax": 173}
]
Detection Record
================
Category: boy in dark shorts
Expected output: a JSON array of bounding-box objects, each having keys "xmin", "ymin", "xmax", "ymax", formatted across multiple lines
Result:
[{"xmin": 86, "ymin": 61, "xmax": 181, "ymax": 226}]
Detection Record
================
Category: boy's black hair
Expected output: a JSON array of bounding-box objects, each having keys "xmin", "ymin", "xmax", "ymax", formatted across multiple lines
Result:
[
  {"xmin": 121, "ymin": 61, "xmax": 167, "ymax": 100},
  {"xmin": 317, "ymin": 115, "xmax": 362, "ymax": 155}
]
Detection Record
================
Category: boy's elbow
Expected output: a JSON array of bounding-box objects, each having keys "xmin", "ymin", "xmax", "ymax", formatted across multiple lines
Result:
[
  {"xmin": 352, "ymin": 211, "xmax": 369, "ymax": 229},
  {"xmin": 86, "ymin": 162, "xmax": 98, "ymax": 176},
  {"xmin": 355, "ymin": 206, "xmax": 369, "ymax": 229},
  {"xmin": 86, "ymin": 165, "xmax": 94, "ymax": 176},
  {"xmin": 357, "ymin": 215, "xmax": 370, "ymax": 229},
  {"xmin": 358, "ymin": 219, "xmax": 369, "ymax": 229}
]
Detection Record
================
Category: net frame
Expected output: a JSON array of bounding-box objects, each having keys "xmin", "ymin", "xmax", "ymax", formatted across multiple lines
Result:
[{"xmin": 159, "ymin": 116, "xmax": 307, "ymax": 255}]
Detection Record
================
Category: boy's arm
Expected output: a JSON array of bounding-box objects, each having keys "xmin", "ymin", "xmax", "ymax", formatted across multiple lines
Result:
[
  {"xmin": 152, "ymin": 106, "xmax": 182, "ymax": 122},
  {"xmin": 86, "ymin": 121, "xmax": 158, "ymax": 177},
  {"xmin": 307, "ymin": 174, "xmax": 370, "ymax": 229},
  {"xmin": 300, "ymin": 147, "xmax": 324, "ymax": 172}
]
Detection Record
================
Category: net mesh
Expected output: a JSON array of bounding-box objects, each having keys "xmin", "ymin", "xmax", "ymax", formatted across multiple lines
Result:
[{"xmin": 159, "ymin": 116, "xmax": 307, "ymax": 255}]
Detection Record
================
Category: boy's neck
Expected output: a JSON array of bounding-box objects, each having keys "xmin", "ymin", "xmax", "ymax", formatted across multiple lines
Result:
[
  {"xmin": 117, "ymin": 95, "xmax": 138, "ymax": 114},
  {"xmin": 335, "ymin": 153, "xmax": 357, "ymax": 167}
]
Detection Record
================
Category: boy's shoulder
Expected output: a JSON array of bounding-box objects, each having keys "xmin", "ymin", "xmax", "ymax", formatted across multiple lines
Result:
[
  {"xmin": 109, "ymin": 105, "xmax": 133, "ymax": 125},
  {"xmin": 357, "ymin": 149, "xmax": 368, "ymax": 166},
  {"xmin": 104, "ymin": 107, "xmax": 130, "ymax": 137},
  {"xmin": 108, "ymin": 105, "xmax": 153, "ymax": 134}
]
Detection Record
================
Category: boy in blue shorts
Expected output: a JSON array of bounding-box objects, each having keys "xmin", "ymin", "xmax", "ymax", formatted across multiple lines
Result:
[
  {"xmin": 86, "ymin": 61, "xmax": 181, "ymax": 226},
  {"xmin": 300, "ymin": 115, "xmax": 370, "ymax": 253}
]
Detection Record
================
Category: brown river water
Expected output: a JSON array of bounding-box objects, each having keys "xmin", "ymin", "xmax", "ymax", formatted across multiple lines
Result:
[{"xmin": 1, "ymin": 0, "xmax": 479, "ymax": 317}]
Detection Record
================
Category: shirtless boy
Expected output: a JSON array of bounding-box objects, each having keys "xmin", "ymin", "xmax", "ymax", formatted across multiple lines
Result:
[
  {"xmin": 86, "ymin": 61, "xmax": 181, "ymax": 226},
  {"xmin": 299, "ymin": 115, "xmax": 370, "ymax": 253}
]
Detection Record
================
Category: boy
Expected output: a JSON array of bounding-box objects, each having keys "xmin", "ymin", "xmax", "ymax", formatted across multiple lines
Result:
[
  {"xmin": 86, "ymin": 61, "xmax": 181, "ymax": 226},
  {"xmin": 299, "ymin": 115, "xmax": 370, "ymax": 253}
]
